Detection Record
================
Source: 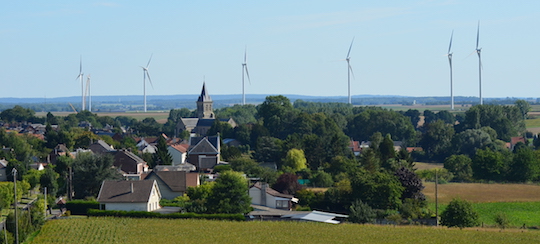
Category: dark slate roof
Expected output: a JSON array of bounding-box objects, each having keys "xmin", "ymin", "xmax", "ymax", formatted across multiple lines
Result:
[
  {"xmin": 97, "ymin": 180, "xmax": 157, "ymax": 203},
  {"xmin": 189, "ymin": 137, "xmax": 219, "ymax": 154},
  {"xmin": 190, "ymin": 136, "xmax": 219, "ymax": 149},
  {"xmin": 196, "ymin": 119, "xmax": 215, "ymax": 127},
  {"xmin": 145, "ymin": 171, "xmax": 187, "ymax": 192},
  {"xmin": 89, "ymin": 140, "xmax": 114, "ymax": 153},
  {"xmin": 197, "ymin": 82, "xmax": 212, "ymax": 102},
  {"xmin": 180, "ymin": 118, "xmax": 199, "ymax": 128},
  {"xmin": 251, "ymin": 182, "xmax": 294, "ymax": 199}
]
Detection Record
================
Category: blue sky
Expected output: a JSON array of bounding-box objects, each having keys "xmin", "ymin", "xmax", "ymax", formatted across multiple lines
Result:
[{"xmin": 1, "ymin": 1, "xmax": 539, "ymax": 99}]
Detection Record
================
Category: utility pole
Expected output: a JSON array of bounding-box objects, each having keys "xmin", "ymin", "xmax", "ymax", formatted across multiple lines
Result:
[
  {"xmin": 12, "ymin": 168, "xmax": 19, "ymax": 244},
  {"xmin": 435, "ymin": 169, "xmax": 439, "ymax": 227},
  {"xmin": 44, "ymin": 187, "xmax": 47, "ymax": 218}
]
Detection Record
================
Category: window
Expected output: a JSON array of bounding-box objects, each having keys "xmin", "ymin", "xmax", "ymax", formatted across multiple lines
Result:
[{"xmin": 276, "ymin": 200, "xmax": 289, "ymax": 209}]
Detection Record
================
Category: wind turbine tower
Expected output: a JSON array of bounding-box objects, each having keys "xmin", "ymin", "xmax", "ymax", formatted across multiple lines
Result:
[
  {"xmin": 241, "ymin": 47, "xmax": 251, "ymax": 105},
  {"xmin": 345, "ymin": 38, "xmax": 355, "ymax": 104},
  {"xmin": 475, "ymin": 21, "xmax": 483, "ymax": 105},
  {"xmin": 447, "ymin": 31, "xmax": 454, "ymax": 110},
  {"xmin": 86, "ymin": 75, "xmax": 91, "ymax": 111},
  {"xmin": 76, "ymin": 56, "xmax": 84, "ymax": 111},
  {"xmin": 141, "ymin": 55, "xmax": 154, "ymax": 112}
]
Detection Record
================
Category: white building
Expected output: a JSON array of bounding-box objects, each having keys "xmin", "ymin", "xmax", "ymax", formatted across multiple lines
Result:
[{"xmin": 97, "ymin": 180, "xmax": 161, "ymax": 212}]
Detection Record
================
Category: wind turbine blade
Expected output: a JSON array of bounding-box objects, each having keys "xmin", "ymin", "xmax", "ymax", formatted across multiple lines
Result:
[
  {"xmin": 146, "ymin": 71, "xmax": 154, "ymax": 89},
  {"xmin": 448, "ymin": 30, "xmax": 454, "ymax": 54},
  {"xmin": 346, "ymin": 37, "xmax": 355, "ymax": 58},
  {"xmin": 146, "ymin": 54, "xmax": 153, "ymax": 68},
  {"xmin": 476, "ymin": 21, "xmax": 480, "ymax": 50},
  {"xmin": 79, "ymin": 56, "xmax": 83, "ymax": 73},
  {"xmin": 348, "ymin": 63, "xmax": 355, "ymax": 79},
  {"xmin": 244, "ymin": 65, "xmax": 251, "ymax": 85},
  {"xmin": 244, "ymin": 46, "xmax": 247, "ymax": 63}
]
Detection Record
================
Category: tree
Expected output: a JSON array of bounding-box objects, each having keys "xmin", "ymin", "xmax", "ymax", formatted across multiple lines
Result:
[
  {"xmin": 452, "ymin": 129, "xmax": 492, "ymax": 158},
  {"xmin": 154, "ymin": 134, "xmax": 172, "ymax": 165},
  {"xmin": 379, "ymin": 134, "xmax": 396, "ymax": 162},
  {"xmin": 419, "ymin": 120, "xmax": 454, "ymax": 161},
  {"xmin": 40, "ymin": 167, "xmax": 59, "ymax": 197},
  {"xmin": 347, "ymin": 109, "xmax": 415, "ymax": 142},
  {"xmin": 207, "ymin": 120, "xmax": 233, "ymax": 138},
  {"xmin": 349, "ymin": 199, "xmax": 376, "ymax": 224},
  {"xmin": 458, "ymin": 104, "xmax": 524, "ymax": 141},
  {"xmin": 206, "ymin": 171, "xmax": 251, "ymax": 214},
  {"xmin": 514, "ymin": 99, "xmax": 531, "ymax": 120},
  {"xmin": 402, "ymin": 109, "xmax": 421, "ymax": 128},
  {"xmin": 351, "ymin": 170, "xmax": 404, "ymax": 210},
  {"xmin": 444, "ymin": 155, "xmax": 473, "ymax": 182},
  {"xmin": 272, "ymin": 173, "xmax": 303, "ymax": 195},
  {"xmin": 472, "ymin": 148, "xmax": 509, "ymax": 181},
  {"xmin": 508, "ymin": 147, "xmax": 540, "ymax": 182},
  {"xmin": 394, "ymin": 167, "xmax": 425, "ymax": 202},
  {"xmin": 310, "ymin": 170, "xmax": 333, "ymax": 187},
  {"xmin": 72, "ymin": 153, "xmax": 121, "ymax": 199},
  {"xmin": 282, "ymin": 148, "xmax": 307, "ymax": 173},
  {"xmin": 440, "ymin": 198, "xmax": 479, "ymax": 228}
]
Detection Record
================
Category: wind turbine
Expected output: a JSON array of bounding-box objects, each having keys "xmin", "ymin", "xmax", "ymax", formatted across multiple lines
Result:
[
  {"xmin": 345, "ymin": 38, "xmax": 355, "ymax": 104},
  {"xmin": 75, "ymin": 56, "xmax": 84, "ymax": 111},
  {"xmin": 241, "ymin": 47, "xmax": 251, "ymax": 105},
  {"xmin": 141, "ymin": 54, "xmax": 154, "ymax": 112},
  {"xmin": 475, "ymin": 21, "xmax": 483, "ymax": 105},
  {"xmin": 447, "ymin": 30, "xmax": 454, "ymax": 110},
  {"xmin": 85, "ymin": 75, "xmax": 91, "ymax": 112}
]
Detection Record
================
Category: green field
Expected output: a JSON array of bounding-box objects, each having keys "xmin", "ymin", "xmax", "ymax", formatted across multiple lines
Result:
[{"xmin": 29, "ymin": 217, "xmax": 540, "ymax": 244}]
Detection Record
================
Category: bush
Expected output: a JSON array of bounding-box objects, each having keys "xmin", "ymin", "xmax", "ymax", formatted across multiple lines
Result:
[
  {"xmin": 440, "ymin": 198, "xmax": 479, "ymax": 229},
  {"xmin": 348, "ymin": 199, "xmax": 375, "ymax": 224},
  {"xmin": 87, "ymin": 209, "xmax": 245, "ymax": 221},
  {"xmin": 494, "ymin": 212, "xmax": 510, "ymax": 229},
  {"xmin": 66, "ymin": 200, "xmax": 100, "ymax": 215}
]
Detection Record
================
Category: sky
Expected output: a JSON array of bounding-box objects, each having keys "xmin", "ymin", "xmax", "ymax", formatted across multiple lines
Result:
[{"xmin": 1, "ymin": 0, "xmax": 539, "ymax": 100}]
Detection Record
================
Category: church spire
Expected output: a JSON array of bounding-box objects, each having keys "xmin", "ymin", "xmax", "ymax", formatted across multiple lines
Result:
[{"xmin": 197, "ymin": 82, "xmax": 214, "ymax": 119}]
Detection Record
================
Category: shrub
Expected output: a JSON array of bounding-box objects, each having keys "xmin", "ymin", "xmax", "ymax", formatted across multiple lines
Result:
[
  {"xmin": 86, "ymin": 209, "xmax": 245, "ymax": 221},
  {"xmin": 348, "ymin": 199, "xmax": 375, "ymax": 224},
  {"xmin": 494, "ymin": 212, "xmax": 510, "ymax": 229},
  {"xmin": 66, "ymin": 200, "xmax": 100, "ymax": 215},
  {"xmin": 440, "ymin": 198, "xmax": 479, "ymax": 229}
]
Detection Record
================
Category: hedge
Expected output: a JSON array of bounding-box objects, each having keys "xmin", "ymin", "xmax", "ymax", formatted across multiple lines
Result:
[
  {"xmin": 66, "ymin": 200, "xmax": 100, "ymax": 215},
  {"xmin": 87, "ymin": 209, "xmax": 246, "ymax": 221}
]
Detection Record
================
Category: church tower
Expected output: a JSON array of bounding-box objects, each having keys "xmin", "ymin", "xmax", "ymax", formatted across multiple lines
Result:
[{"xmin": 197, "ymin": 82, "xmax": 215, "ymax": 119}]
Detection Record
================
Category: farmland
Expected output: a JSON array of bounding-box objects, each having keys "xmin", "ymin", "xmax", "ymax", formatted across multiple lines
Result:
[
  {"xmin": 422, "ymin": 182, "xmax": 540, "ymax": 204},
  {"xmin": 29, "ymin": 217, "xmax": 540, "ymax": 244}
]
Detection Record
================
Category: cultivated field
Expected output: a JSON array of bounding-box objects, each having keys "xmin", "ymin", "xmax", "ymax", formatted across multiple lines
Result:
[
  {"xmin": 423, "ymin": 182, "xmax": 540, "ymax": 204},
  {"xmin": 29, "ymin": 217, "xmax": 540, "ymax": 244}
]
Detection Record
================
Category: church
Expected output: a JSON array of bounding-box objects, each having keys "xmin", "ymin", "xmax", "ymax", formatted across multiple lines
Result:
[{"xmin": 175, "ymin": 83, "xmax": 237, "ymax": 137}]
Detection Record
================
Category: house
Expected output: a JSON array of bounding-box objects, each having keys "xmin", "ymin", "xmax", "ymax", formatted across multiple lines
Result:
[
  {"xmin": 112, "ymin": 149, "xmax": 148, "ymax": 175},
  {"xmin": 144, "ymin": 171, "xmax": 199, "ymax": 199},
  {"xmin": 136, "ymin": 137, "xmax": 158, "ymax": 153},
  {"xmin": 48, "ymin": 144, "xmax": 70, "ymax": 164},
  {"xmin": 0, "ymin": 159, "xmax": 7, "ymax": 181},
  {"xmin": 167, "ymin": 144, "xmax": 188, "ymax": 165},
  {"xmin": 249, "ymin": 182, "xmax": 298, "ymax": 210},
  {"xmin": 509, "ymin": 136, "xmax": 527, "ymax": 150},
  {"xmin": 89, "ymin": 140, "xmax": 115, "ymax": 155},
  {"xmin": 175, "ymin": 83, "xmax": 236, "ymax": 137},
  {"xmin": 97, "ymin": 180, "xmax": 161, "ymax": 212},
  {"xmin": 348, "ymin": 140, "xmax": 361, "ymax": 156},
  {"xmin": 188, "ymin": 136, "xmax": 220, "ymax": 171}
]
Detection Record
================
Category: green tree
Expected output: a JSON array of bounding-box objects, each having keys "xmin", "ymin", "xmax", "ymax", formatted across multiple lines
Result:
[
  {"xmin": 351, "ymin": 170, "xmax": 404, "ymax": 210},
  {"xmin": 452, "ymin": 129, "xmax": 492, "ymax": 158},
  {"xmin": 347, "ymin": 109, "xmax": 415, "ymax": 142},
  {"xmin": 282, "ymin": 148, "xmax": 307, "ymax": 172},
  {"xmin": 419, "ymin": 120, "xmax": 454, "ymax": 161},
  {"xmin": 458, "ymin": 104, "xmax": 524, "ymax": 141},
  {"xmin": 310, "ymin": 170, "xmax": 334, "ymax": 187},
  {"xmin": 154, "ymin": 134, "xmax": 172, "ymax": 165},
  {"xmin": 514, "ymin": 99, "xmax": 531, "ymax": 120},
  {"xmin": 472, "ymin": 148, "xmax": 509, "ymax": 181},
  {"xmin": 444, "ymin": 155, "xmax": 473, "ymax": 182},
  {"xmin": 508, "ymin": 147, "xmax": 540, "ymax": 182},
  {"xmin": 72, "ymin": 153, "xmax": 122, "ymax": 199},
  {"xmin": 349, "ymin": 199, "xmax": 376, "ymax": 224},
  {"xmin": 40, "ymin": 167, "xmax": 59, "ymax": 197},
  {"xmin": 440, "ymin": 198, "xmax": 479, "ymax": 228},
  {"xmin": 206, "ymin": 171, "xmax": 251, "ymax": 214}
]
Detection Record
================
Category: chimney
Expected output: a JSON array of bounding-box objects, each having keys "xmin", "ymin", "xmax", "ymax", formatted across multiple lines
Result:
[
  {"xmin": 260, "ymin": 182, "xmax": 267, "ymax": 206},
  {"xmin": 130, "ymin": 182, "xmax": 134, "ymax": 193}
]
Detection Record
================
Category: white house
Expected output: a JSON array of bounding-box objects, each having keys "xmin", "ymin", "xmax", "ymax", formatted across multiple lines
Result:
[
  {"xmin": 167, "ymin": 144, "xmax": 188, "ymax": 165},
  {"xmin": 249, "ymin": 182, "xmax": 298, "ymax": 210},
  {"xmin": 97, "ymin": 180, "xmax": 161, "ymax": 212}
]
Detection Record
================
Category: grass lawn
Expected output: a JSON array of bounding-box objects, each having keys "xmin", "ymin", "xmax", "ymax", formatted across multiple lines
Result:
[{"xmin": 29, "ymin": 217, "xmax": 540, "ymax": 244}]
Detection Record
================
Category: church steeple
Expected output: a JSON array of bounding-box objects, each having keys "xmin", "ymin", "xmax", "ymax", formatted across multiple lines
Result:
[{"xmin": 197, "ymin": 82, "xmax": 214, "ymax": 119}]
